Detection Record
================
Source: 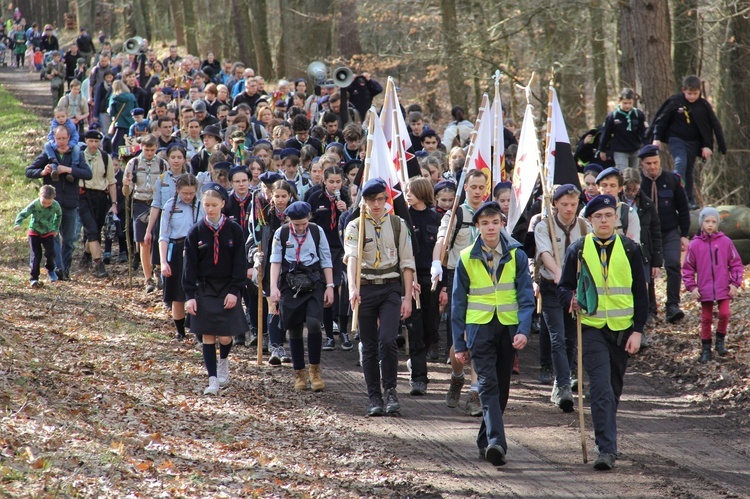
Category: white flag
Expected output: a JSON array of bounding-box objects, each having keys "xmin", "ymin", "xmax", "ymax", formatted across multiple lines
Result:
[{"xmin": 507, "ymin": 104, "xmax": 541, "ymax": 234}]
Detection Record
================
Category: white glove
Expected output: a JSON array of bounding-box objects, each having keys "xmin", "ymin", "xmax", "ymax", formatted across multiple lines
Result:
[
  {"xmin": 430, "ymin": 260, "xmax": 443, "ymax": 282},
  {"xmin": 253, "ymin": 252, "xmax": 264, "ymax": 267}
]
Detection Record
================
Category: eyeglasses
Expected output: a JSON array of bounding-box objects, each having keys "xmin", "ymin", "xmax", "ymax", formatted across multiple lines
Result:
[
  {"xmin": 591, "ymin": 213, "xmax": 616, "ymax": 221},
  {"xmin": 369, "ymin": 196, "xmax": 388, "ymax": 204}
]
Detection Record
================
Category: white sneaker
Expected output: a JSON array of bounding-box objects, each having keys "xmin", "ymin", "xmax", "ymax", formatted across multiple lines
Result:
[
  {"xmin": 203, "ymin": 376, "xmax": 220, "ymax": 395},
  {"xmin": 217, "ymin": 358, "xmax": 230, "ymax": 387}
]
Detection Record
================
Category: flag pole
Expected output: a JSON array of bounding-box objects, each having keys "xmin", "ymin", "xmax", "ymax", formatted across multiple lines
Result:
[
  {"xmin": 575, "ymin": 252, "xmax": 588, "ymax": 464},
  {"xmin": 431, "ymin": 94, "xmax": 489, "ymax": 291},
  {"xmin": 351, "ymin": 109, "xmax": 377, "ymax": 332},
  {"xmin": 541, "ymin": 70, "xmax": 562, "ymax": 269},
  {"xmin": 492, "ymin": 70, "xmax": 502, "ymax": 183},
  {"xmin": 256, "ymin": 241, "xmax": 264, "ymax": 365}
]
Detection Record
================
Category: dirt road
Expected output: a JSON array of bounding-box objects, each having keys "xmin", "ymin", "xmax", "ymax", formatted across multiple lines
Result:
[{"xmin": 2, "ymin": 65, "xmax": 748, "ymax": 498}]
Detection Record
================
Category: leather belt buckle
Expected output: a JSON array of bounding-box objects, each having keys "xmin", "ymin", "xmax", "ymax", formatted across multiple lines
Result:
[{"xmin": 372, "ymin": 278, "xmax": 385, "ymax": 285}]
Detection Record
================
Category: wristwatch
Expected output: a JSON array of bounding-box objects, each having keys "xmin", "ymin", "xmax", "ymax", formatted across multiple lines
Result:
[{"xmin": 326, "ymin": 283, "xmax": 335, "ymax": 288}]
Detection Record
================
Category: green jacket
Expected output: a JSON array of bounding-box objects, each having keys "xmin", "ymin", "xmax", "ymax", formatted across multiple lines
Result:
[{"xmin": 14, "ymin": 199, "xmax": 62, "ymax": 235}]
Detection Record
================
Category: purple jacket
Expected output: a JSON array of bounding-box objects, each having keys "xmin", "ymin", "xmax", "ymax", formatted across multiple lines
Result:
[{"xmin": 682, "ymin": 231, "xmax": 744, "ymax": 302}]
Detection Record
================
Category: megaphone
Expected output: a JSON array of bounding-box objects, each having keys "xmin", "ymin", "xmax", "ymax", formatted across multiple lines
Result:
[
  {"xmin": 124, "ymin": 36, "xmax": 147, "ymax": 55},
  {"xmin": 306, "ymin": 61, "xmax": 327, "ymax": 84},
  {"xmin": 332, "ymin": 66, "xmax": 354, "ymax": 88}
]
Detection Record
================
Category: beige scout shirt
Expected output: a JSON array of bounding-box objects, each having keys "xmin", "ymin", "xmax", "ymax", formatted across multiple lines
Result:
[
  {"xmin": 343, "ymin": 214, "xmax": 416, "ymax": 280},
  {"xmin": 534, "ymin": 214, "xmax": 588, "ymax": 281},
  {"xmin": 124, "ymin": 155, "xmax": 166, "ymax": 202},
  {"xmin": 436, "ymin": 205, "xmax": 477, "ymax": 270},
  {"xmin": 80, "ymin": 150, "xmax": 115, "ymax": 192}
]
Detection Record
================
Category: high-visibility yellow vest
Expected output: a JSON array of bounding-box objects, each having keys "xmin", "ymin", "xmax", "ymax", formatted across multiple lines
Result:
[
  {"xmin": 461, "ymin": 246, "xmax": 519, "ymax": 325},
  {"xmin": 581, "ymin": 234, "xmax": 634, "ymax": 331}
]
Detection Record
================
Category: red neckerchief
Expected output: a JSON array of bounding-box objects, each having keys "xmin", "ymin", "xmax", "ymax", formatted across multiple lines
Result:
[
  {"xmin": 290, "ymin": 226, "xmax": 308, "ymax": 262},
  {"xmin": 233, "ymin": 193, "xmax": 250, "ymax": 230},
  {"xmin": 204, "ymin": 215, "xmax": 227, "ymax": 264},
  {"xmin": 324, "ymin": 189, "xmax": 338, "ymax": 230},
  {"xmin": 274, "ymin": 207, "xmax": 286, "ymax": 224}
]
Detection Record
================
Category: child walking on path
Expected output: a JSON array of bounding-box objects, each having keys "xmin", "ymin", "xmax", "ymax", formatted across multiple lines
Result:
[
  {"xmin": 184, "ymin": 183, "xmax": 247, "ymax": 395},
  {"xmin": 14, "ymin": 185, "xmax": 62, "ymax": 287},
  {"xmin": 682, "ymin": 207, "xmax": 744, "ymax": 363}
]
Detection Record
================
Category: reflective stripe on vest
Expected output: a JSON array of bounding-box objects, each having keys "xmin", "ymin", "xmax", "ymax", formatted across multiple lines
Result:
[
  {"xmin": 580, "ymin": 234, "xmax": 634, "ymax": 331},
  {"xmin": 461, "ymin": 246, "xmax": 519, "ymax": 325}
]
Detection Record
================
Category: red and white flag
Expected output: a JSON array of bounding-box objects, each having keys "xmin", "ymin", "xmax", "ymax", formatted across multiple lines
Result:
[
  {"xmin": 507, "ymin": 104, "xmax": 541, "ymax": 234},
  {"xmin": 466, "ymin": 94, "xmax": 493, "ymax": 200},
  {"xmin": 368, "ymin": 107, "xmax": 403, "ymax": 214},
  {"xmin": 380, "ymin": 77, "xmax": 414, "ymax": 181}
]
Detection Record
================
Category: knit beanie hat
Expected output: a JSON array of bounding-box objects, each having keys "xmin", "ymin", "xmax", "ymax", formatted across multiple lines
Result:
[{"xmin": 699, "ymin": 206, "xmax": 720, "ymax": 226}]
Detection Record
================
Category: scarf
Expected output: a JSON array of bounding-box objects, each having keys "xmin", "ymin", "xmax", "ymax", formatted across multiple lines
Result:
[
  {"xmin": 642, "ymin": 169, "xmax": 661, "ymax": 207},
  {"xmin": 325, "ymin": 189, "xmax": 338, "ymax": 230},
  {"xmin": 481, "ymin": 244, "xmax": 498, "ymax": 285},
  {"xmin": 553, "ymin": 213, "xmax": 576, "ymax": 250},
  {"xmin": 364, "ymin": 212, "xmax": 389, "ymax": 268},
  {"xmin": 593, "ymin": 234, "xmax": 617, "ymax": 284},
  {"xmin": 615, "ymin": 105, "xmax": 636, "ymax": 132},
  {"xmin": 204, "ymin": 215, "xmax": 226, "ymax": 265},
  {"xmin": 233, "ymin": 193, "xmax": 250, "ymax": 230}
]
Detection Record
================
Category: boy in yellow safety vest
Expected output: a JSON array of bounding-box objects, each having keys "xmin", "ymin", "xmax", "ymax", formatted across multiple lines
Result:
[
  {"xmin": 451, "ymin": 201, "xmax": 535, "ymax": 467},
  {"xmin": 557, "ymin": 194, "xmax": 648, "ymax": 471}
]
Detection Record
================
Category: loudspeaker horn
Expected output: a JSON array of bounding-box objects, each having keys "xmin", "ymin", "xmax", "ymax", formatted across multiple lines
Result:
[
  {"xmin": 332, "ymin": 66, "xmax": 354, "ymax": 88},
  {"xmin": 306, "ymin": 61, "xmax": 328, "ymax": 84},
  {"xmin": 124, "ymin": 36, "xmax": 147, "ymax": 55}
]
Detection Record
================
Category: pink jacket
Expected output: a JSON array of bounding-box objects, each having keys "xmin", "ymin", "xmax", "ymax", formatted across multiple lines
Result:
[{"xmin": 683, "ymin": 231, "xmax": 744, "ymax": 302}]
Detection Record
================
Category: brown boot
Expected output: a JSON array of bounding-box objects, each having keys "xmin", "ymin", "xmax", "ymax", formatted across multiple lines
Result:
[
  {"xmin": 309, "ymin": 364, "xmax": 325, "ymax": 392},
  {"xmin": 294, "ymin": 369, "xmax": 308, "ymax": 391}
]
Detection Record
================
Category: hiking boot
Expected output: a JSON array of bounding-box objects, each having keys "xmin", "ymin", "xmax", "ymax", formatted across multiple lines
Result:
[
  {"xmin": 485, "ymin": 444, "xmax": 507, "ymax": 466},
  {"xmin": 341, "ymin": 333, "xmax": 353, "ymax": 351},
  {"xmin": 118, "ymin": 251, "xmax": 129, "ymax": 263},
  {"xmin": 409, "ymin": 380, "xmax": 427, "ymax": 396},
  {"xmin": 593, "ymin": 452, "xmax": 616, "ymax": 471},
  {"xmin": 102, "ymin": 252, "xmax": 111, "ymax": 264},
  {"xmin": 367, "ymin": 396, "xmax": 385, "ymax": 417},
  {"xmin": 322, "ymin": 337, "xmax": 335, "ymax": 351},
  {"xmin": 248, "ymin": 329, "xmax": 258, "ymax": 346},
  {"xmin": 30, "ymin": 279, "xmax": 40, "ymax": 288},
  {"xmin": 464, "ymin": 390, "xmax": 482, "ymax": 416},
  {"xmin": 666, "ymin": 305, "xmax": 685, "ymax": 324},
  {"xmin": 294, "ymin": 369, "xmax": 308, "ymax": 391},
  {"xmin": 556, "ymin": 384, "xmax": 575, "ymax": 413},
  {"xmin": 155, "ymin": 273, "xmax": 163, "ymax": 290},
  {"xmin": 131, "ymin": 252, "xmax": 141, "ymax": 271},
  {"xmin": 203, "ymin": 376, "xmax": 220, "ymax": 396},
  {"xmin": 145, "ymin": 277, "xmax": 156, "ymax": 293},
  {"xmin": 538, "ymin": 366, "xmax": 553, "ymax": 385},
  {"xmin": 570, "ymin": 370, "xmax": 579, "ymax": 391},
  {"xmin": 446, "ymin": 372, "xmax": 465, "ymax": 408},
  {"xmin": 512, "ymin": 353, "xmax": 520, "ymax": 374},
  {"xmin": 269, "ymin": 345, "xmax": 283, "ymax": 366},
  {"xmin": 93, "ymin": 260, "xmax": 108, "ymax": 278},
  {"xmin": 78, "ymin": 251, "xmax": 92, "ymax": 271},
  {"xmin": 217, "ymin": 358, "xmax": 230, "ymax": 387},
  {"xmin": 62, "ymin": 269, "xmax": 71, "ymax": 281},
  {"xmin": 309, "ymin": 364, "xmax": 325, "ymax": 392},
  {"xmin": 715, "ymin": 335, "xmax": 728, "ymax": 356},
  {"xmin": 700, "ymin": 341, "xmax": 712, "ymax": 363},
  {"xmin": 384, "ymin": 388, "xmax": 400, "ymax": 414},
  {"xmin": 48, "ymin": 270, "xmax": 58, "ymax": 283},
  {"xmin": 428, "ymin": 344, "xmax": 440, "ymax": 362},
  {"xmin": 234, "ymin": 333, "xmax": 246, "ymax": 347}
]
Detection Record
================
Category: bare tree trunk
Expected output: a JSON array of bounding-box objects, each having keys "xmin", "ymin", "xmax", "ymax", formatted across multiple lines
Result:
[
  {"xmin": 183, "ymin": 0, "xmax": 199, "ymax": 56},
  {"xmin": 168, "ymin": 0, "xmax": 186, "ymax": 46},
  {"xmin": 76, "ymin": 0, "xmax": 96, "ymax": 34},
  {"xmin": 278, "ymin": 0, "xmax": 333, "ymax": 79},
  {"xmin": 623, "ymin": 0, "xmax": 675, "ymax": 119},
  {"xmin": 131, "ymin": 0, "xmax": 151, "ymax": 40},
  {"xmin": 589, "ymin": 0, "xmax": 608, "ymax": 124},
  {"xmin": 440, "ymin": 0, "xmax": 467, "ymax": 110},
  {"xmin": 672, "ymin": 0, "xmax": 699, "ymax": 89},
  {"xmin": 618, "ymin": 2, "xmax": 637, "ymax": 91},
  {"xmin": 337, "ymin": 0, "xmax": 362, "ymax": 60},
  {"xmin": 250, "ymin": 0, "xmax": 274, "ymax": 78},
  {"xmin": 231, "ymin": 0, "xmax": 253, "ymax": 67}
]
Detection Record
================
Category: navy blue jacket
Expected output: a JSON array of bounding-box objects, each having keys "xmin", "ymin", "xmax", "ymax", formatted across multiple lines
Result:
[{"xmin": 26, "ymin": 142, "xmax": 92, "ymax": 210}]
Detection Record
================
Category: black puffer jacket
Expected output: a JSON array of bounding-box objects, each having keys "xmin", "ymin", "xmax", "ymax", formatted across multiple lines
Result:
[{"xmin": 632, "ymin": 191, "xmax": 663, "ymax": 268}]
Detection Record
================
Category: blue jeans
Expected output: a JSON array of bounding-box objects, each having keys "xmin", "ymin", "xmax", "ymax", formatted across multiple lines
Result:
[
  {"xmin": 541, "ymin": 280, "xmax": 576, "ymax": 386},
  {"xmin": 54, "ymin": 206, "xmax": 80, "ymax": 273},
  {"xmin": 470, "ymin": 317, "xmax": 515, "ymax": 452},
  {"xmin": 581, "ymin": 325, "xmax": 632, "ymax": 455},
  {"xmin": 612, "ymin": 151, "xmax": 639, "ymax": 170},
  {"xmin": 668, "ymin": 137, "xmax": 701, "ymax": 203}
]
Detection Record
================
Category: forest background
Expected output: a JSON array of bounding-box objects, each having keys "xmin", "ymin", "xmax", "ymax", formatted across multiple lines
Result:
[{"xmin": 12, "ymin": 0, "xmax": 750, "ymax": 206}]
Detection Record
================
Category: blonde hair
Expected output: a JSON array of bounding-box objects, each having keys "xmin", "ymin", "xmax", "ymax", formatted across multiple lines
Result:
[{"xmin": 111, "ymin": 80, "xmax": 130, "ymax": 95}]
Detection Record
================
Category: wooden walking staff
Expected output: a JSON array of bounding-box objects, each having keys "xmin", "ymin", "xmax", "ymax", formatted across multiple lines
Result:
[
  {"xmin": 256, "ymin": 242, "xmax": 264, "ymax": 365},
  {"xmin": 431, "ymin": 94, "xmax": 490, "ymax": 291},
  {"xmin": 391, "ymin": 107, "xmax": 420, "ymax": 310},
  {"xmin": 350, "ymin": 109, "xmax": 377, "ymax": 333},
  {"xmin": 491, "ymin": 70, "xmax": 503, "ymax": 183},
  {"xmin": 125, "ymin": 186, "xmax": 134, "ymax": 288}
]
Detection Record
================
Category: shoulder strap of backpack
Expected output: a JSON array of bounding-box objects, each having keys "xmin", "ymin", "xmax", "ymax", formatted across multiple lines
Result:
[
  {"xmin": 280, "ymin": 224, "xmax": 290, "ymax": 263},
  {"xmin": 389, "ymin": 215, "xmax": 401, "ymax": 261},
  {"xmin": 281, "ymin": 223, "xmax": 324, "ymax": 264},
  {"xmin": 449, "ymin": 206, "xmax": 464, "ymax": 250},
  {"xmin": 619, "ymin": 204, "xmax": 629, "ymax": 235}
]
